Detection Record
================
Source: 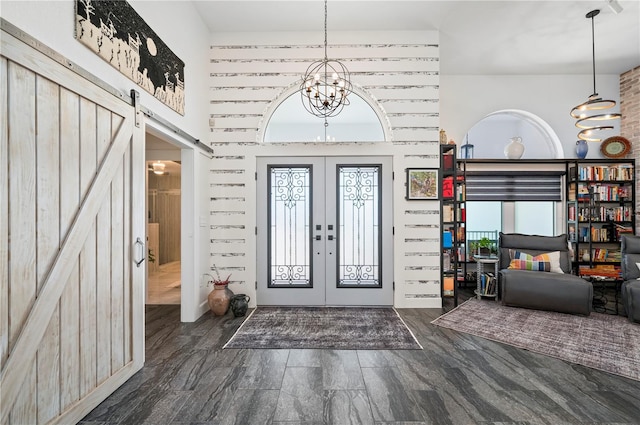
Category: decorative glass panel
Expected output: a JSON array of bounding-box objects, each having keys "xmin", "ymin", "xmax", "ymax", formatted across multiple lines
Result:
[
  {"xmin": 268, "ymin": 166, "xmax": 312, "ymax": 287},
  {"xmin": 337, "ymin": 166, "xmax": 381, "ymax": 287}
]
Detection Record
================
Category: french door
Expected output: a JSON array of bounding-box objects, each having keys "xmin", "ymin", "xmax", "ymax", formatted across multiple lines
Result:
[{"xmin": 256, "ymin": 156, "xmax": 393, "ymax": 306}]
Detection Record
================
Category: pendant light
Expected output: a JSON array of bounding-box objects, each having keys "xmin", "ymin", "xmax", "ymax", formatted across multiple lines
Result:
[
  {"xmin": 570, "ymin": 9, "xmax": 621, "ymax": 143},
  {"xmin": 300, "ymin": 0, "xmax": 352, "ymax": 119}
]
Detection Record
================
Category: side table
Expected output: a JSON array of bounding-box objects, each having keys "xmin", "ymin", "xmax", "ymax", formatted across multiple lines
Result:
[
  {"xmin": 475, "ymin": 256, "xmax": 499, "ymax": 300},
  {"xmin": 585, "ymin": 276, "xmax": 622, "ymax": 315}
]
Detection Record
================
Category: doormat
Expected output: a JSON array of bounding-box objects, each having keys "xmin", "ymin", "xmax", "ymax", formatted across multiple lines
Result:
[
  {"xmin": 223, "ymin": 307, "xmax": 422, "ymax": 350},
  {"xmin": 432, "ymin": 299, "xmax": 640, "ymax": 382}
]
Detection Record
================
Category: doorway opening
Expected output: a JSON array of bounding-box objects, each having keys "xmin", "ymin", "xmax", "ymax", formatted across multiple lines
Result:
[{"xmin": 145, "ymin": 133, "xmax": 181, "ymax": 305}]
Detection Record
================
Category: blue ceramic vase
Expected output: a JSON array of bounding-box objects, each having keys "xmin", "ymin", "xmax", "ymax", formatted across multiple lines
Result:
[{"xmin": 576, "ymin": 140, "xmax": 588, "ymax": 159}]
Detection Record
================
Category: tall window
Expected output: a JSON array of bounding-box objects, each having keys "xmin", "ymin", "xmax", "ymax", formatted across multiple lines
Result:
[
  {"xmin": 466, "ymin": 201, "xmax": 557, "ymax": 243},
  {"xmin": 515, "ymin": 202, "xmax": 555, "ymax": 236}
]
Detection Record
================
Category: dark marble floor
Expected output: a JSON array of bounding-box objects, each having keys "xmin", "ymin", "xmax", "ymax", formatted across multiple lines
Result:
[{"xmin": 80, "ymin": 290, "xmax": 640, "ymax": 425}]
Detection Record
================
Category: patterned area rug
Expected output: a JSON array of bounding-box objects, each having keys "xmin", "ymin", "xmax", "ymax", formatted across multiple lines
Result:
[
  {"xmin": 432, "ymin": 299, "xmax": 640, "ymax": 382},
  {"xmin": 224, "ymin": 307, "xmax": 422, "ymax": 350}
]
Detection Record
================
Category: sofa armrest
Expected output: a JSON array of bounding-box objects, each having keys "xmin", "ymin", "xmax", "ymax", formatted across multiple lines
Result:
[
  {"xmin": 499, "ymin": 269, "xmax": 593, "ymax": 316},
  {"xmin": 622, "ymin": 280, "xmax": 640, "ymax": 323}
]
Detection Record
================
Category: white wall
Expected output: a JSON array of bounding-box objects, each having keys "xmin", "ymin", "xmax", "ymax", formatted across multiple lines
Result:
[
  {"xmin": 1, "ymin": 0, "xmax": 210, "ymax": 140},
  {"xmin": 440, "ymin": 74, "xmax": 621, "ymax": 159}
]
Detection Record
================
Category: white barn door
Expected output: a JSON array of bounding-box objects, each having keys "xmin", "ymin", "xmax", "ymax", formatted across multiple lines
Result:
[{"xmin": 1, "ymin": 29, "xmax": 145, "ymax": 424}]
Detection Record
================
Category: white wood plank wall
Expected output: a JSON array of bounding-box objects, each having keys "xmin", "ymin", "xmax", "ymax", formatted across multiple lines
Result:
[{"xmin": 208, "ymin": 32, "xmax": 442, "ymax": 307}]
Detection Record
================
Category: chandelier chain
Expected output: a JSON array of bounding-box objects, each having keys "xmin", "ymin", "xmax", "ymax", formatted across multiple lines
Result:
[
  {"xmin": 299, "ymin": 0, "xmax": 352, "ymax": 120},
  {"xmin": 324, "ymin": 0, "xmax": 328, "ymax": 61}
]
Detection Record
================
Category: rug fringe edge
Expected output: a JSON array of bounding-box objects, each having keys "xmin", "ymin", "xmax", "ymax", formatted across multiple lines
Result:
[
  {"xmin": 393, "ymin": 308, "xmax": 424, "ymax": 350},
  {"xmin": 222, "ymin": 307, "xmax": 258, "ymax": 349}
]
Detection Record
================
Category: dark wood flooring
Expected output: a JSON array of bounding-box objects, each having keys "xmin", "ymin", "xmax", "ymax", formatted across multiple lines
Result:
[{"xmin": 80, "ymin": 288, "xmax": 640, "ymax": 425}]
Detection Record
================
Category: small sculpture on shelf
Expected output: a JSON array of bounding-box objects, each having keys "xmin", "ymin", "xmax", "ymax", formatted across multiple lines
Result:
[
  {"xmin": 439, "ymin": 129, "xmax": 448, "ymax": 144},
  {"xmin": 460, "ymin": 134, "xmax": 474, "ymax": 159},
  {"xmin": 504, "ymin": 136, "xmax": 525, "ymax": 159}
]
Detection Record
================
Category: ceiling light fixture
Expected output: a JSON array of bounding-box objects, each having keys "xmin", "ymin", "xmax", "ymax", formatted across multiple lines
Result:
[
  {"xmin": 570, "ymin": 9, "xmax": 621, "ymax": 143},
  {"xmin": 606, "ymin": 0, "xmax": 623, "ymax": 14},
  {"xmin": 300, "ymin": 0, "xmax": 352, "ymax": 119},
  {"xmin": 152, "ymin": 161, "xmax": 166, "ymax": 175}
]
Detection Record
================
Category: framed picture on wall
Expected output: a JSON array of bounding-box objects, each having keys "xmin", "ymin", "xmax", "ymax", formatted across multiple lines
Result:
[
  {"xmin": 74, "ymin": 0, "xmax": 186, "ymax": 115},
  {"xmin": 406, "ymin": 168, "xmax": 438, "ymax": 200}
]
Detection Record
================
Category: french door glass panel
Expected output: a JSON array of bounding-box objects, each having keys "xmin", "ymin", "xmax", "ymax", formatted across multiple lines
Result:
[
  {"xmin": 268, "ymin": 166, "xmax": 312, "ymax": 287},
  {"xmin": 337, "ymin": 165, "xmax": 381, "ymax": 287}
]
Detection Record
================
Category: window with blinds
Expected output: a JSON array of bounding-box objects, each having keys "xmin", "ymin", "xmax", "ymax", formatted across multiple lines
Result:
[{"xmin": 465, "ymin": 171, "xmax": 562, "ymax": 201}]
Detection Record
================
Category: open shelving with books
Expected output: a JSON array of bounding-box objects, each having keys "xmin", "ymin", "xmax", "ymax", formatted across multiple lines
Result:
[
  {"xmin": 566, "ymin": 160, "xmax": 635, "ymax": 280},
  {"xmin": 440, "ymin": 144, "xmax": 466, "ymax": 306}
]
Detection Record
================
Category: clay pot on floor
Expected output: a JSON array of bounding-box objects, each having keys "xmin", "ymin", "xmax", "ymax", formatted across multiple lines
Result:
[{"xmin": 208, "ymin": 284, "xmax": 234, "ymax": 316}]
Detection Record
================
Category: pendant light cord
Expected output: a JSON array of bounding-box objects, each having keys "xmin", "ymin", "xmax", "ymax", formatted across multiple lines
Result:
[{"xmin": 590, "ymin": 13, "xmax": 597, "ymax": 96}]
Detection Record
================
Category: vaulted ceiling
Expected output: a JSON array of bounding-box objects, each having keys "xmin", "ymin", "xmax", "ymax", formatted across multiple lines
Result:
[{"xmin": 192, "ymin": 0, "xmax": 640, "ymax": 75}]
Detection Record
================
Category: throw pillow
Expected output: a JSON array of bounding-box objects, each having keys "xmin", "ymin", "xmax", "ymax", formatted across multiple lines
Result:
[
  {"xmin": 546, "ymin": 250, "xmax": 564, "ymax": 274},
  {"xmin": 636, "ymin": 263, "xmax": 640, "ymax": 280},
  {"xmin": 508, "ymin": 249, "xmax": 564, "ymax": 273},
  {"xmin": 508, "ymin": 250, "xmax": 551, "ymax": 272}
]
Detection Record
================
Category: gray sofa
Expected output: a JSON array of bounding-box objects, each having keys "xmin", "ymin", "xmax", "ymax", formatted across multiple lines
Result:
[
  {"xmin": 620, "ymin": 235, "xmax": 640, "ymax": 323},
  {"xmin": 498, "ymin": 232, "xmax": 593, "ymax": 316}
]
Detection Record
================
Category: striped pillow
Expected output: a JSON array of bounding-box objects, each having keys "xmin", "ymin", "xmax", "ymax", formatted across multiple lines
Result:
[{"xmin": 508, "ymin": 250, "xmax": 551, "ymax": 272}]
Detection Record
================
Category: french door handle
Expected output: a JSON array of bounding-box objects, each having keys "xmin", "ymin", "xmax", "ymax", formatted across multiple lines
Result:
[{"xmin": 134, "ymin": 237, "xmax": 145, "ymax": 267}]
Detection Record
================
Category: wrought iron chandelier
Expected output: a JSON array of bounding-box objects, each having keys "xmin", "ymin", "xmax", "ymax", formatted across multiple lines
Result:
[
  {"xmin": 301, "ymin": 0, "xmax": 352, "ymax": 118},
  {"xmin": 570, "ymin": 9, "xmax": 620, "ymax": 142}
]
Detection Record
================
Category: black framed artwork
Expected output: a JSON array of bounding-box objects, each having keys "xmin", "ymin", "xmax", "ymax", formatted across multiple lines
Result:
[
  {"xmin": 75, "ymin": 0, "xmax": 185, "ymax": 115},
  {"xmin": 406, "ymin": 168, "xmax": 438, "ymax": 200}
]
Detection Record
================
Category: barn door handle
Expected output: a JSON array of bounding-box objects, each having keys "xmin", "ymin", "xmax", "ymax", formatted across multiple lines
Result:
[{"xmin": 134, "ymin": 237, "xmax": 145, "ymax": 267}]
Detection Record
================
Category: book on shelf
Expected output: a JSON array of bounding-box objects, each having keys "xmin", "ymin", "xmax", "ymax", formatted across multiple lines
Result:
[
  {"xmin": 442, "ymin": 176, "xmax": 453, "ymax": 198},
  {"xmin": 443, "ymin": 152, "xmax": 454, "ymax": 171},
  {"xmin": 456, "ymin": 246, "xmax": 466, "ymax": 262},
  {"xmin": 443, "ymin": 232, "xmax": 453, "ymax": 249},
  {"xmin": 442, "ymin": 251, "xmax": 451, "ymax": 270},
  {"xmin": 442, "ymin": 204, "xmax": 454, "ymax": 222},
  {"xmin": 457, "ymin": 206, "xmax": 466, "ymax": 222},
  {"xmin": 443, "ymin": 276, "xmax": 454, "ymax": 296},
  {"xmin": 568, "ymin": 182, "xmax": 577, "ymax": 201},
  {"xmin": 577, "ymin": 205, "xmax": 633, "ymax": 222},
  {"xmin": 579, "ymin": 264, "xmax": 621, "ymax": 278},
  {"xmin": 479, "ymin": 272, "xmax": 496, "ymax": 296},
  {"xmin": 615, "ymin": 223, "xmax": 633, "ymax": 239},
  {"xmin": 579, "ymin": 248, "xmax": 621, "ymax": 262},
  {"xmin": 578, "ymin": 164, "xmax": 633, "ymax": 181},
  {"xmin": 579, "ymin": 183, "xmax": 631, "ymax": 202}
]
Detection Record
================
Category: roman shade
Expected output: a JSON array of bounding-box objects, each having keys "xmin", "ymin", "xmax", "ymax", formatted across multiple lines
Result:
[{"xmin": 466, "ymin": 171, "xmax": 562, "ymax": 201}]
